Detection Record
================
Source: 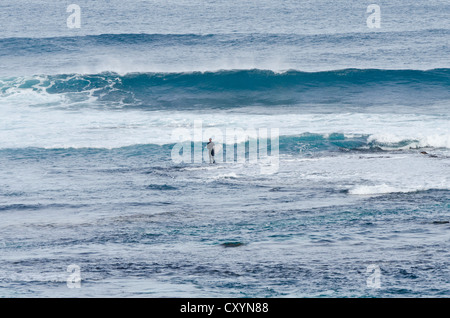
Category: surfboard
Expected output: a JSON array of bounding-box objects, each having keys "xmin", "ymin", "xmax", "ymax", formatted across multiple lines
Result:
[{"xmin": 213, "ymin": 144, "xmax": 222, "ymax": 153}]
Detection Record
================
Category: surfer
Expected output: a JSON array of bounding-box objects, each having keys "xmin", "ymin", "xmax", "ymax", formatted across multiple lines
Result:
[{"xmin": 207, "ymin": 138, "xmax": 216, "ymax": 164}]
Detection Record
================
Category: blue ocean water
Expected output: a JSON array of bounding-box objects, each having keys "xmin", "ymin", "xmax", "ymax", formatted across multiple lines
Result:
[{"xmin": 0, "ymin": 0, "xmax": 449, "ymax": 297}]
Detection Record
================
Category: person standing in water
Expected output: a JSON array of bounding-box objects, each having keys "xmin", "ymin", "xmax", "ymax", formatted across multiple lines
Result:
[{"xmin": 207, "ymin": 138, "xmax": 215, "ymax": 164}]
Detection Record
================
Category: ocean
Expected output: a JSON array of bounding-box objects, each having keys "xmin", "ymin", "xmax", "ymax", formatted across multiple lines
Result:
[{"xmin": 0, "ymin": 0, "xmax": 449, "ymax": 298}]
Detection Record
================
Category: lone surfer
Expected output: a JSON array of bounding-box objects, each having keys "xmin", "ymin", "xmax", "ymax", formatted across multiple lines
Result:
[{"xmin": 207, "ymin": 138, "xmax": 215, "ymax": 164}]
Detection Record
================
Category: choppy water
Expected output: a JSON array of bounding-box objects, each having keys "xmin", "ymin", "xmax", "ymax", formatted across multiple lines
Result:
[{"xmin": 0, "ymin": 0, "xmax": 449, "ymax": 297}]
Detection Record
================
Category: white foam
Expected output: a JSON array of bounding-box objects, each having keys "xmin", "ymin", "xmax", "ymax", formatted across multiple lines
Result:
[
  {"xmin": 212, "ymin": 172, "xmax": 239, "ymax": 180},
  {"xmin": 348, "ymin": 180, "xmax": 450, "ymax": 196},
  {"xmin": 181, "ymin": 165, "xmax": 226, "ymax": 171},
  {"xmin": 0, "ymin": 85, "xmax": 65, "ymax": 107},
  {"xmin": 348, "ymin": 184, "xmax": 423, "ymax": 195},
  {"xmin": 0, "ymin": 89, "xmax": 449, "ymax": 149},
  {"xmin": 368, "ymin": 133, "xmax": 450, "ymax": 149}
]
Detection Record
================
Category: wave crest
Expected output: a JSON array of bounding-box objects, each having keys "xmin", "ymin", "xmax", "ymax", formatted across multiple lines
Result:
[{"xmin": 1, "ymin": 68, "xmax": 449, "ymax": 109}]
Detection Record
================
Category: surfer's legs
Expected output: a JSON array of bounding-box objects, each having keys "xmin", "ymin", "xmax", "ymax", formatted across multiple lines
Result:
[{"xmin": 209, "ymin": 152, "xmax": 215, "ymax": 164}]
